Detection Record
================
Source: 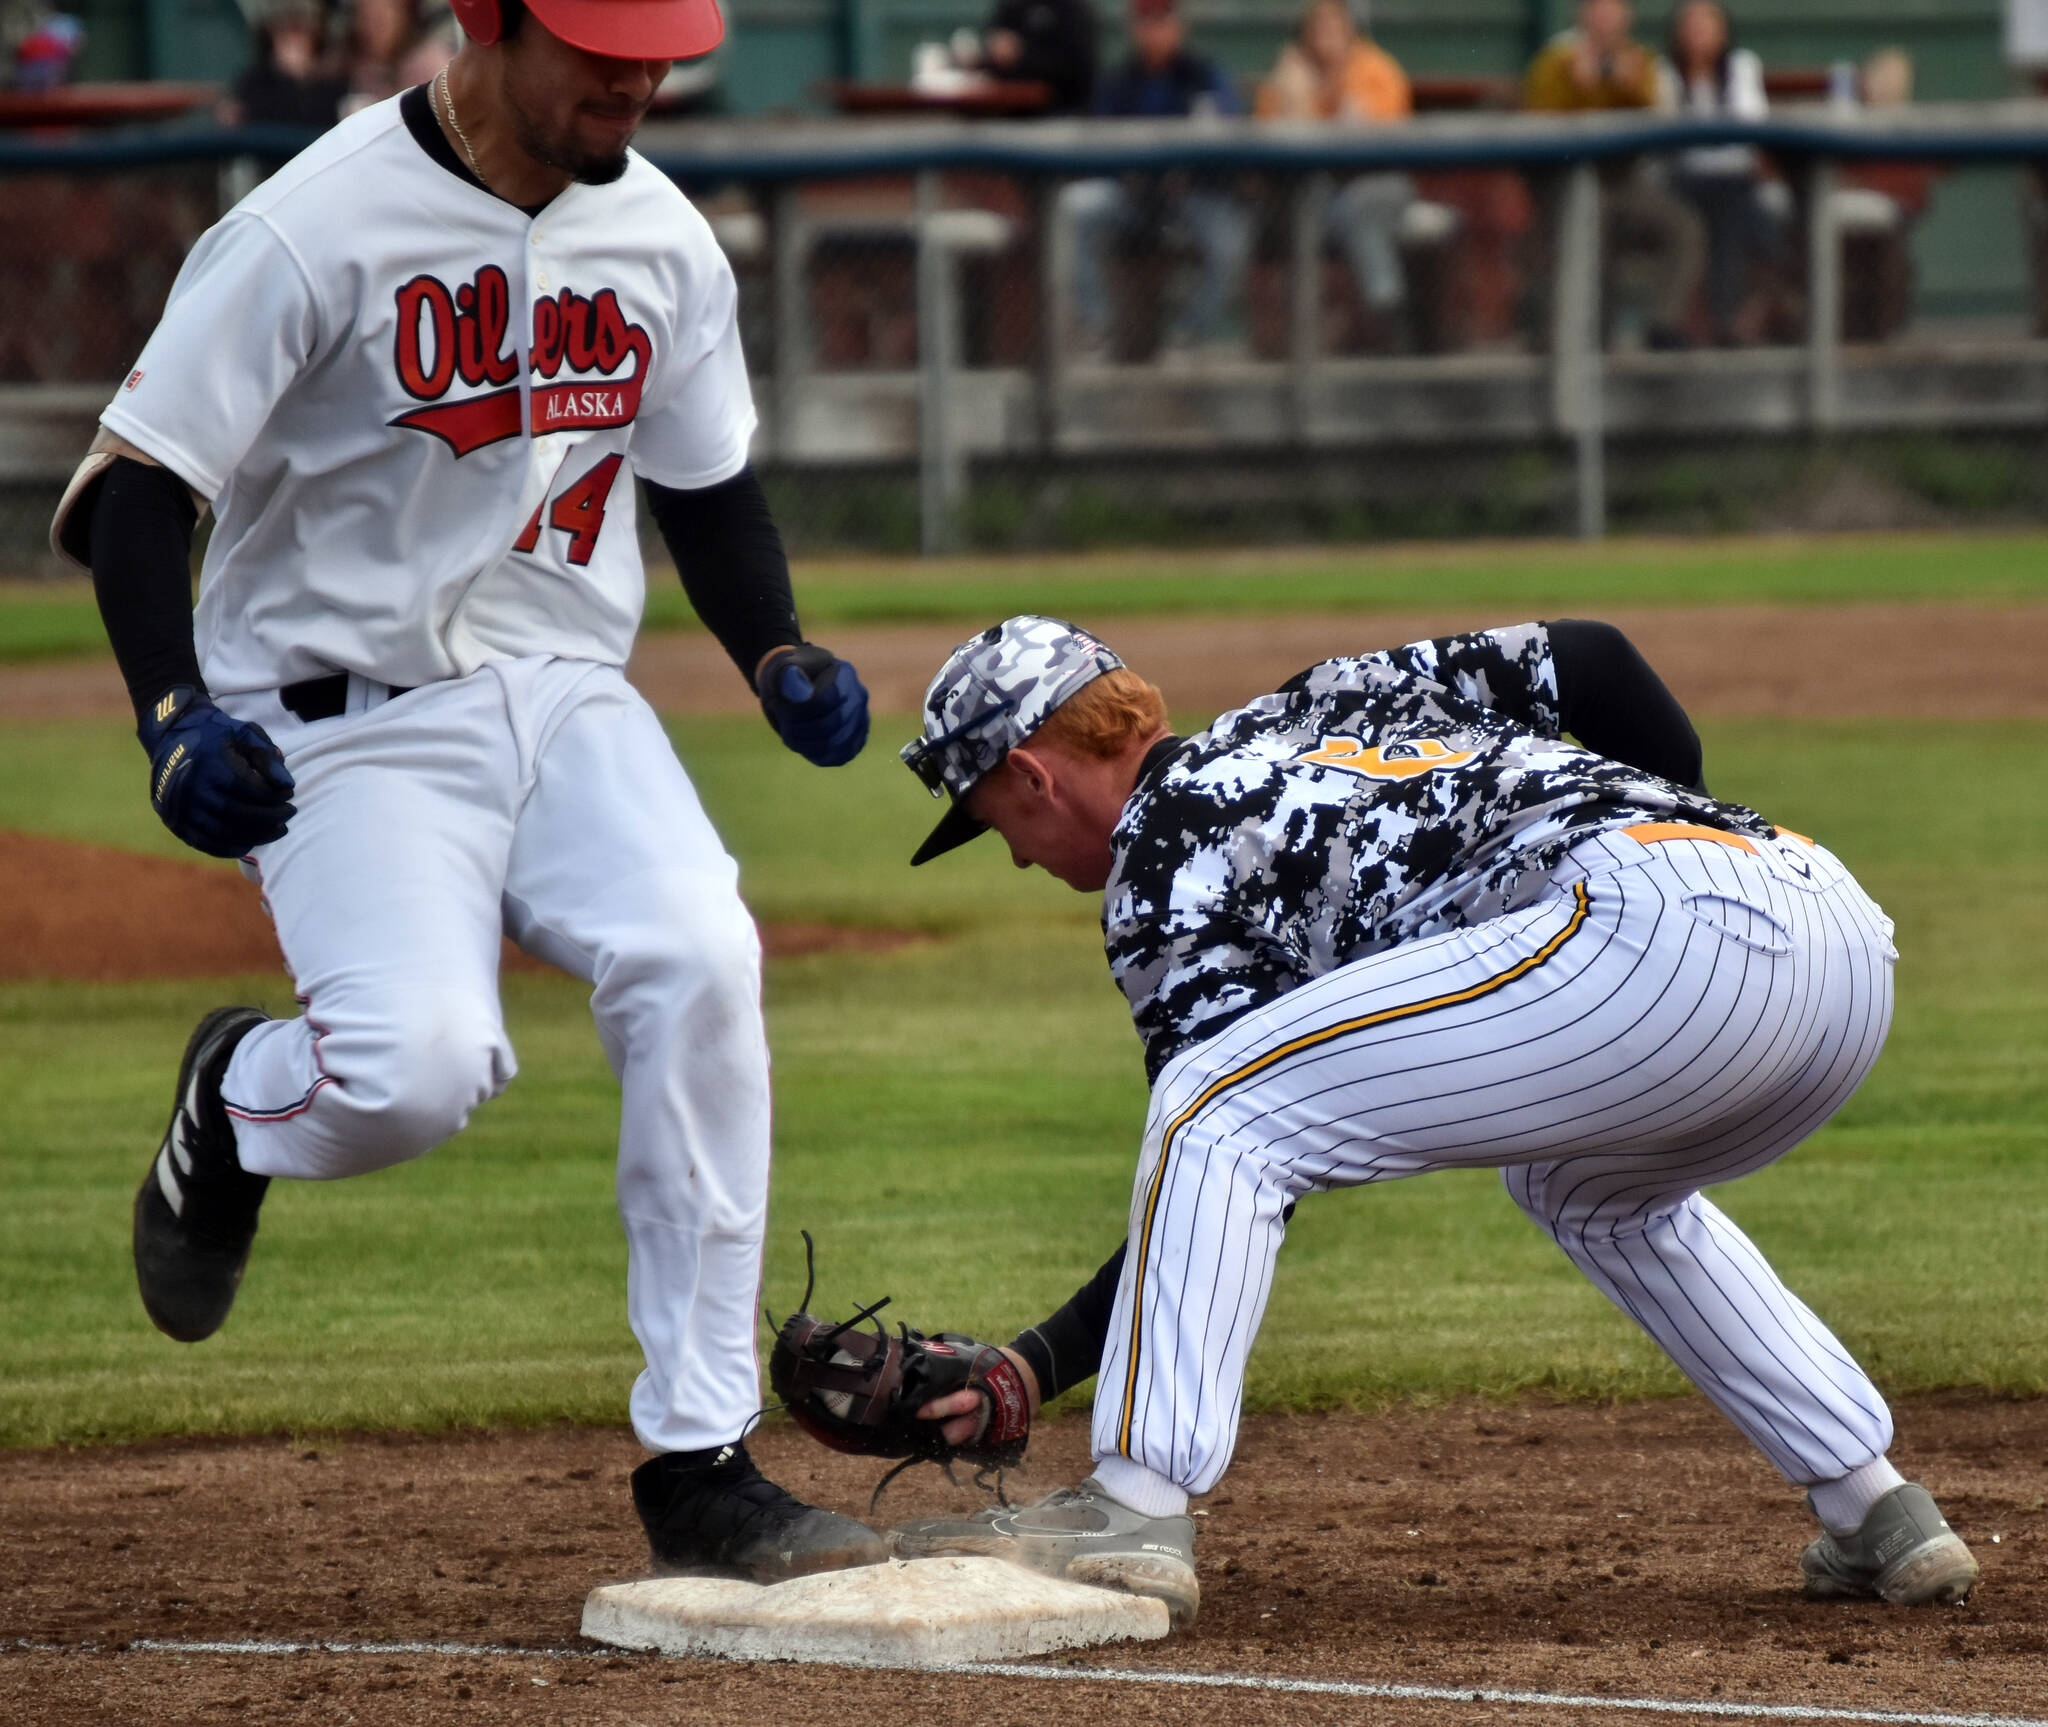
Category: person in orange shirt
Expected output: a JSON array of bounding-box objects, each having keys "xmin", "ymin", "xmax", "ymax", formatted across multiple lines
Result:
[
  {"xmin": 1257, "ymin": 0, "xmax": 1420, "ymax": 333},
  {"xmin": 1521, "ymin": 0, "xmax": 1703, "ymax": 348}
]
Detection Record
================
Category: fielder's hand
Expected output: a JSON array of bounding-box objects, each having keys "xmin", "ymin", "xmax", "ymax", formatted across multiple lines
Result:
[
  {"xmin": 771, "ymin": 1307, "xmax": 1032, "ymax": 1470},
  {"xmin": 757, "ymin": 643, "xmax": 869, "ymax": 767},
  {"xmin": 138, "ymin": 686, "xmax": 297, "ymax": 859},
  {"xmin": 920, "ymin": 1346, "xmax": 1042, "ymax": 1448}
]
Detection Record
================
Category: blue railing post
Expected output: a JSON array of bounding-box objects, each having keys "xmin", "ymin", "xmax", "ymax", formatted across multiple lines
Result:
[
  {"xmin": 1805, "ymin": 154, "xmax": 1842, "ymax": 430},
  {"xmin": 915, "ymin": 170, "xmax": 963, "ymax": 554},
  {"xmin": 1289, "ymin": 171, "xmax": 1327, "ymax": 443},
  {"xmin": 1552, "ymin": 160, "xmax": 1605, "ymax": 540}
]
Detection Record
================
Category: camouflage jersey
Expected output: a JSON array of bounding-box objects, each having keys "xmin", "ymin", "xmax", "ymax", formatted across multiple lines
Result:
[{"xmin": 1103, "ymin": 623, "xmax": 1775, "ymax": 1082}]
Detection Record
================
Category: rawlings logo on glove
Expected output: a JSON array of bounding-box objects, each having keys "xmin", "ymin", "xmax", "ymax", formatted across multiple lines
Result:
[{"xmin": 767, "ymin": 1233, "xmax": 1031, "ymax": 1502}]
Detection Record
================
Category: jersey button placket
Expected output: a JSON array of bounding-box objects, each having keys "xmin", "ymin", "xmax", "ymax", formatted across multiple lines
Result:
[{"xmin": 518, "ymin": 241, "xmax": 541, "ymax": 532}]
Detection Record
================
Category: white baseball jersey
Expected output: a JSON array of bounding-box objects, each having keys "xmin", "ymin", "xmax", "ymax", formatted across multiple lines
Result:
[
  {"xmin": 99, "ymin": 92, "xmax": 755, "ymax": 695},
  {"xmin": 101, "ymin": 91, "xmax": 780, "ymax": 1459}
]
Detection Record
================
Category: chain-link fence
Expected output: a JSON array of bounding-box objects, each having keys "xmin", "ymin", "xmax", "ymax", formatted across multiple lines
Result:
[{"xmin": 9, "ymin": 107, "xmax": 2048, "ymax": 567}]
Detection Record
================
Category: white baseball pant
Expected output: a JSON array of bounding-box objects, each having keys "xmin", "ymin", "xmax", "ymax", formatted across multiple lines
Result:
[
  {"xmin": 217, "ymin": 656, "xmax": 769, "ymax": 1456},
  {"xmin": 1094, "ymin": 825, "xmax": 1898, "ymax": 1502}
]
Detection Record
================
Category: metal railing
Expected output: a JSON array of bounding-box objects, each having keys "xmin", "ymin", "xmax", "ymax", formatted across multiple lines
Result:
[{"xmin": 7, "ymin": 102, "xmax": 2048, "ymax": 554}]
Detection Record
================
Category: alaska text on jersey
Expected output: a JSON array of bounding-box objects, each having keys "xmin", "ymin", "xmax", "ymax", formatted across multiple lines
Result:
[{"xmin": 387, "ymin": 266, "xmax": 653, "ymax": 457}]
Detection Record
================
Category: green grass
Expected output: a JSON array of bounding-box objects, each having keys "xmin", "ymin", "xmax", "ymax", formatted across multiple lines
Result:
[
  {"xmin": 9, "ymin": 527, "xmax": 2048, "ymax": 665},
  {"xmin": 1, "ymin": 713, "xmax": 2043, "ymax": 1446},
  {"xmin": 0, "ymin": 581, "xmax": 119, "ymax": 663},
  {"xmin": 640, "ymin": 530, "xmax": 2048, "ymax": 633}
]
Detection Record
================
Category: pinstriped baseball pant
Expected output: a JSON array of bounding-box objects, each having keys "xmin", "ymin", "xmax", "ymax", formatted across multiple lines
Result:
[{"xmin": 1095, "ymin": 828, "xmax": 1899, "ymax": 1498}]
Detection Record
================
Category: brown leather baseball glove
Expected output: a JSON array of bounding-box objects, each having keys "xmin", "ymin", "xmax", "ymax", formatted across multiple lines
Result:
[{"xmin": 767, "ymin": 1235, "xmax": 1031, "ymax": 1484}]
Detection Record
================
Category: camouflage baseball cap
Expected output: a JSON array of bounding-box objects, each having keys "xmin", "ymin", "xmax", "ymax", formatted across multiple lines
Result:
[{"xmin": 901, "ymin": 615, "xmax": 1124, "ymax": 866}]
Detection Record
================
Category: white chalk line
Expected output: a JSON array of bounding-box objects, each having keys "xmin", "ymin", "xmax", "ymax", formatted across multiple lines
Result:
[
  {"xmin": 10, "ymin": 1638, "xmax": 2045, "ymax": 1727},
  {"xmin": 939, "ymin": 1663, "xmax": 2048, "ymax": 1727}
]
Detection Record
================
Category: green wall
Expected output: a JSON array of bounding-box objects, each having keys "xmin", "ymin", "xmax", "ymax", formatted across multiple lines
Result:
[
  {"xmin": 724, "ymin": 0, "xmax": 2025, "ymax": 318},
  {"xmin": 73, "ymin": 0, "xmax": 250, "ymax": 82},
  {"xmin": 62, "ymin": 0, "xmax": 2031, "ymax": 318},
  {"xmin": 726, "ymin": 0, "xmax": 2015, "ymax": 107},
  {"xmin": 66, "ymin": 0, "xmax": 2021, "ymax": 106}
]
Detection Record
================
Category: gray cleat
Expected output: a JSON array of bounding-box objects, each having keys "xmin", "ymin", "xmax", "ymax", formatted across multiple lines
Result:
[
  {"xmin": 1801, "ymin": 1483, "xmax": 1980, "ymax": 1605},
  {"xmin": 890, "ymin": 1476, "xmax": 1200, "ymax": 1628}
]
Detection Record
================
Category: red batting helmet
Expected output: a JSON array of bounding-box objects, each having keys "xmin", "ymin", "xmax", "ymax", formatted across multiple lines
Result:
[{"xmin": 449, "ymin": 0, "xmax": 725, "ymax": 59}]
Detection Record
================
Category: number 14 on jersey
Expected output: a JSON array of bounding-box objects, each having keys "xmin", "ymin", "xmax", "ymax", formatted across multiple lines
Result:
[{"xmin": 513, "ymin": 448, "xmax": 625, "ymax": 568}]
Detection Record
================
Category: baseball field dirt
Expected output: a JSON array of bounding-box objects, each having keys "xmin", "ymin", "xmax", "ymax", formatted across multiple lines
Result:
[
  {"xmin": 6, "ymin": 601, "xmax": 2048, "ymax": 723},
  {"xmin": 6, "ymin": 600, "xmax": 2043, "ymax": 1722},
  {"xmin": 0, "ymin": 830, "xmax": 925, "ymax": 981},
  {"xmin": 4, "ymin": 1395, "xmax": 2042, "ymax": 1725}
]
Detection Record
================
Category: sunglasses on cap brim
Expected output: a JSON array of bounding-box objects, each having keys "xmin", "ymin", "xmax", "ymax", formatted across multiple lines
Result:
[{"xmin": 902, "ymin": 696, "xmax": 1017, "ymax": 796}]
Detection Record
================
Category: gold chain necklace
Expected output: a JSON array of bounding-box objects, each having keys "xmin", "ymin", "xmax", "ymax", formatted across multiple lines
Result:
[{"xmin": 436, "ymin": 66, "xmax": 490, "ymax": 191}]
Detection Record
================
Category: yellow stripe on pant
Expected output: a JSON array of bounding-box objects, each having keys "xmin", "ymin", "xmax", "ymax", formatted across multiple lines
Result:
[{"xmin": 1114, "ymin": 881, "xmax": 1595, "ymax": 1458}]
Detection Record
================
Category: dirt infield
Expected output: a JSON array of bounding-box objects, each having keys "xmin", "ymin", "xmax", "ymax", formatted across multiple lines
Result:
[
  {"xmin": 8, "ymin": 601, "xmax": 2048, "ymax": 724},
  {"xmin": 0, "ymin": 831, "xmax": 921, "ymax": 982},
  {"xmin": 4, "ymin": 1394, "xmax": 2041, "ymax": 1726},
  {"xmin": 8, "ymin": 601, "xmax": 2043, "ymax": 1723},
  {"xmin": 625, "ymin": 603, "xmax": 2048, "ymax": 723},
  {"xmin": 10, "ymin": 598, "xmax": 2036, "ymax": 984}
]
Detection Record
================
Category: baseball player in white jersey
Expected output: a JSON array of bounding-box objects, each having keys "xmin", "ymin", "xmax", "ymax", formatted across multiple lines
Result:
[
  {"xmin": 881, "ymin": 615, "xmax": 1978, "ymax": 1628},
  {"xmin": 54, "ymin": 0, "xmax": 891, "ymax": 1578}
]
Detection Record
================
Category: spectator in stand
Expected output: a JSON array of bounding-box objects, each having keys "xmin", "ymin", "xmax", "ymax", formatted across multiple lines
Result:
[
  {"xmin": 341, "ymin": 0, "xmax": 454, "ymax": 116},
  {"xmin": 222, "ymin": 0, "xmax": 347, "ymax": 131},
  {"xmin": 974, "ymin": 0, "xmax": 1099, "ymax": 116},
  {"xmin": 1831, "ymin": 48, "xmax": 1938, "ymax": 341},
  {"xmin": 1657, "ymin": 1, "xmax": 1783, "ymax": 346},
  {"xmin": 1522, "ymin": 0, "xmax": 1703, "ymax": 350},
  {"xmin": 12, "ymin": 12, "xmax": 83, "ymax": 89},
  {"xmin": 1059, "ymin": 0, "xmax": 1251, "ymax": 358},
  {"xmin": 1843, "ymin": 48, "xmax": 1936, "ymax": 223},
  {"xmin": 1255, "ymin": 0, "xmax": 1417, "ymax": 344},
  {"xmin": 1523, "ymin": 0, "xmax": 1656, "ymax": 111}
]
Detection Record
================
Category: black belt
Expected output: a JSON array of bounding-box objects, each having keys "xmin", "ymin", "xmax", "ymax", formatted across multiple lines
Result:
[{"xmin": 279, "ymin": 673, "xmax": 413, "ymax": 722}]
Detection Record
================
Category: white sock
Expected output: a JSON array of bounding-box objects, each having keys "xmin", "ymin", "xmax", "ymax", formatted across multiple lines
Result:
[
  {"xmin": 1809, "ymin": 1456, "xmax": 1909, "ymax": 1536},
  {"xmin": 1088, "ymin": 1454, "xmax": 1190, "ymax": 1519}
]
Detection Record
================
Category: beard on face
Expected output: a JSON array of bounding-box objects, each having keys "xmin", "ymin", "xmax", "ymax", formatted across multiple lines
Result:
[
  {"xmin": 498, "ymin": 49, "xmax": 644, "ymax": 186},
  {"xmin": 507, "ymin": 99, "xmax": 634, "ymax": 184}
]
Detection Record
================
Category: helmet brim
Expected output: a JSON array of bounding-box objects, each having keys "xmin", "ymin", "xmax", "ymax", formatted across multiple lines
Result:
[{"xmin": 526, "ymin": 0, "xmax": 725, "ymax": 61}]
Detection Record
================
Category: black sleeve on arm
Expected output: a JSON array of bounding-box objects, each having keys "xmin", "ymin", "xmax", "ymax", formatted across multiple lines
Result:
[
  {"xmin": 89, "ymin": 456, "xmax": 205, "ymax": 722},
  {"xmin": 643, "ymin": 467, "xmax": 802, "ymax": 684},
  {"xmin": 1546, "ymin": 618, "xmax": 1707, "ymax": 794},
  {"xmin": 1007, "ymin": 1240, "xmax": 1126, "ymax": 1404}
]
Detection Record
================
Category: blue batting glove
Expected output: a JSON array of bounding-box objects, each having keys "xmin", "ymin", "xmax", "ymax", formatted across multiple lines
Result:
[
  {"xmin": 756, "ymin": 644, "xmax": 870, "ymax": 767},
  {"xmin": 137, "ymin": 686, "xmax": 296, "ymax": 859}
]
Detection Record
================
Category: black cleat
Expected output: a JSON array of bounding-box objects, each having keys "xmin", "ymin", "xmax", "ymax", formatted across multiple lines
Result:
[
  {"xmin": 133, "ymin": 1006, "xmax": 270, "ymax": 1342},
  {"xmin": 631, "ymin": 1443, "xmax": 885, "ymax": 1582}
]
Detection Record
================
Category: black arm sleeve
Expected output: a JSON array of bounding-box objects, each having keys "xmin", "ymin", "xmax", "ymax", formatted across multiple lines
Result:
[
  {"xmin": 1007, "ymin": 1240, "xmax": 1126, "ymax": 1404},
  {"xmin": 1005, "ymin": 1196, "xmax": 1297, "ymax": 1401},
  {"xmin": 1546, "ymin": 618, "xmax": 1706, "ymax": 794},
  {"xmin": 643, "ymin": 467, "xmax": 802, "ymax": 684},
  {"xmin": 89, "ymin": 457, "xmax": 205, "ymax": 722}
]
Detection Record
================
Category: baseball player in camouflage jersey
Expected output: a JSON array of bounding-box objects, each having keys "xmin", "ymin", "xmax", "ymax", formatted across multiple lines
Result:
[{"xmin": 886, "ymin": 615, "xmax": 1977, "ymax": 1629}]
